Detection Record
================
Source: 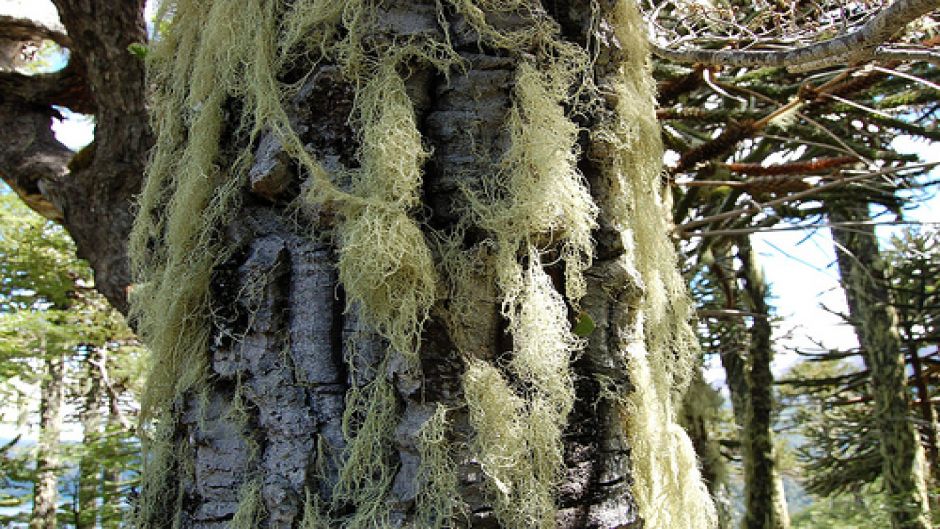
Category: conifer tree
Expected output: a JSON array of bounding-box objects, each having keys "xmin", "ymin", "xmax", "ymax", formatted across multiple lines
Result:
[{"xmin": 830, "ymin": 201, "xmax": 931, "ymax": 528}]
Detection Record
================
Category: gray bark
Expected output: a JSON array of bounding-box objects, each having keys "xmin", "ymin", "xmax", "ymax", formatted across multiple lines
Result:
[{"xmin": 830, "ymin": 202, "xmax": 930, "ymax": 529}]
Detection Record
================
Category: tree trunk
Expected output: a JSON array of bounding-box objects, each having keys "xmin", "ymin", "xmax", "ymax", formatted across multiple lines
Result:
[
  {"xmin": 131, "ymin": 1, "xmax": 715, "ymax": 528},
  {"xmin": 31, "ymin": 349, "xmax": 64, "ymax": 529},
  {"xmin": 737, "ymin": 238, "xmax": 789, "ymax": 529},
  {"xmin": 907, "ymin": 330, "xmax": 940, "ymax": 482},
  {"xmin": 77, "ymin": 347, "xmax": 106, "ymax": 529},
  {"xmin": 710, "ymin": 239, "xmax": 787, "ymax": 529},
  {"xmin": 830, "ymin": 202, "xmax": 930, "ymax": 529},
  {"xmin": 101, "ymin": 395, "xmax": 125, "ymax": 529}
]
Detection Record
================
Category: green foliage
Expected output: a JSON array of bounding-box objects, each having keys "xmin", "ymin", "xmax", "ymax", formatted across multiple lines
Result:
[
  {"xmin": 885, "ymin": 228, "xmax": 940, "ymax": 350},
  {"xmin": 791, "ymin": 484, "xmax": 892, "ymax": 529},
  {"xmin": 781, "ymin": 359, "xmax": 882, "ymax": 497},
  {"xmin": 0, "ymin": 187, "xmax": 144, "ymax": 526},
  {"xmin": 127, "ymin": 43, "xmax": 149, "ymax": 59},
  {"xmin": 0, "ymin": 193, "xmax": 86, "ymax": 311},
  {"xmin": 775, "ymin": 231, "xmax": 940, "ymax": 507},
  {"xmin": 571, "ymin": 311, "xmax": 596, "ymax": 337}
]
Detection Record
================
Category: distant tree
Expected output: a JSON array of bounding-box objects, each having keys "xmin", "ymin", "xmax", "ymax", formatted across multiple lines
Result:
[
  {"xmin": 885, "ymin": 228, "xmax": 940, "ymax": 479},
  {"xmin": 690, "ymin": 236, "xmax": 789, "ymax": 529},
  {"xmin": 0, "ymin": 191, "xmax": 143, "ymax": 527},
  {"xmin": 0, "ymin": 0, "xmax": 937, "ymax": 527},
  {"xmin": 829, "ymin": 200, "xmax": 931, "ymax": 527}
]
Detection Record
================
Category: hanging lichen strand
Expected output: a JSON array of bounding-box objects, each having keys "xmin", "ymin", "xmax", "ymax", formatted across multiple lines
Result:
[
  {"xmin": 595, "ymin": 2, "xmax": 718, "ymax": 528},
  {"xmin": 336, "ymin": 62, "xmax": 437, "ymax": 369},
  {"xmin": 458, "ymin": 54, "xmax": 592, "ymax": 528},
  {"xmin": 131, "ymin": 0, "xmax": 716, "ymax": 527}
]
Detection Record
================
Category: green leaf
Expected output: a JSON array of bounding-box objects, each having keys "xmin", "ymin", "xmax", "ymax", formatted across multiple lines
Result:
[
  {"xmin": 127, "ymin": 43, "xmax": 149, "ymax": 59},
  {"xmin": 572, "ymin": 311, "xmax": 595, "ymax": 337}
]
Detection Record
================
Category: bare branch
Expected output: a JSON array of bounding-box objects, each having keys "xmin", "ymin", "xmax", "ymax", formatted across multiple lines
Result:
[
  {"xmin": 872, "ymin": 46, "xmax": 940, "ymax": 65},
  {"xmin": 697, "ymin": 309, "xmax": 770, "ymax": 320},
  {"xmin": 652, "ymin": 0, "xmax": 940, "ymax": 68},
  {"xmin": 688, "ymin": 220, "xmax": 939, "ymax": 238},
  {"xmin": 675, "ymin": 162, "xmax": 939, "ymax": 235}
]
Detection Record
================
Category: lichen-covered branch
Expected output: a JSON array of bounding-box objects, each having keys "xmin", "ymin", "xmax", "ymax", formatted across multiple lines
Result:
[
  {"xmin": 830, "ymin": 201, "xmax": 931, "ymax": 529},
  {"xmin": 653, "ymin": 0, "xmax": 940, "ymax": 68}
]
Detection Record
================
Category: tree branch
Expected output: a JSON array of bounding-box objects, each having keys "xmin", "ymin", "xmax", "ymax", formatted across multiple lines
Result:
[
  {"xmin": 42, "ymin": 0, "xmax": 151, "ymax": 315},
  {"xmin": 0, "ymin": 14, "xmax": 70, "ymax": 47},
  {"xmin": 675, "ymin": 162, "xmax": 938, "ymax": 235},
  {"xmin": 652, "ymin": 0, "xmax": 940, "ymax": 68},
  {"xmin": 0, "ymin": 0, "xmax": 150, "ymax": 314},
  {"xmin": 0, "ymin": 104, "xmax": 72, "ymax": 222},
  {"xmin": 872, "ymin": 46, "xmax": 940, "ymax": 65},
  {"xmin": 0, "ymin": 62, "xmax": 95, "ymax": 114}
]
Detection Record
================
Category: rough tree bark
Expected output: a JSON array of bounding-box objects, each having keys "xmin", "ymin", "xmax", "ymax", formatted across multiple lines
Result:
[
  {"xmin": 830, "ymin": 202, "xmax": 931, "ymax": 529},
  {"xmin": 130, "ymin": 1, "xmax": 715, "ymax": 528},
  {"xmin": 149, "ymin": 5, "xmax": 623, "ymax": 529},
  {"xmin": 31, "ymin": 348, "xmax": 64, "ymax": 529}
]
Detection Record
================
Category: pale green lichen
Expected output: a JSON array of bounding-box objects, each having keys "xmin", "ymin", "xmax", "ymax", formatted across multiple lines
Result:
[
  {"xmin": 415, "ymin": 404, "xmax": 462, "ymax": 528},
  {"xmin": 595, "ymin": 2, "xmax": 717, "ymax": 528},
  {"xmin": 231, "ymin": 479, "xmax": 265, "ymax": 529}
]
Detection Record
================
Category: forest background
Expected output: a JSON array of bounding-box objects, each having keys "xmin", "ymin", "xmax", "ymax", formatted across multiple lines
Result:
[{"xmin": 0, "ymin": 0, "xmax": 939, "ymax": 528}]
